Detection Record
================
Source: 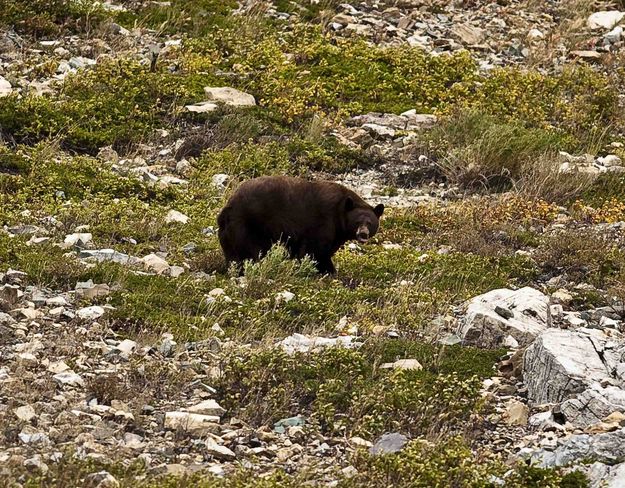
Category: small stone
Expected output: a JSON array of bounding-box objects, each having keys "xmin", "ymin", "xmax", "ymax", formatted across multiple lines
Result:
[
  {"xmin": 24, "ymin": 455, "xmax": 48, "ymax": 474},
  {"xmin": 350, "ymin": 436, "xmax": 373, "ymax": 448},
  {"xmin": 274, "ymin": 415, "xmax": 305, "ymax": 434},
  {"xmin": 84, "ymin": 471, "xmax": 120, "ymax": 488},
  {"xmin": 527, "ymin": 28, "xmax": 545, "ymax": 40},
  {"xmin": 505, "ymin": 399, "xmax": 529, "ymax": 426},
  {"xmin": 453, "ymin": 24, "xmax": 486, "ymax": 44},
  {"xmin": 114, "ymin": 339, "xmax": 137, "ymax": 357},
  {"xmin": 569, "ymin": 50, "xmax": 602, "ymax": 61},
  {"xmin": 598, "ymin": 155, "xmax": 623, "ymax": 167}
]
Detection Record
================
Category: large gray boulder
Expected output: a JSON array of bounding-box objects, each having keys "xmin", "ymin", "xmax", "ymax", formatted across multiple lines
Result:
[
  {"xmin": 531, "ymin": 428, "xmax": 625, "ymax": 467},
  {"xmin": 458, "ymin": 287, "xmax": 551, "ymax": 348},
  {"xmin": 561, "ymin": 384, "xmax": 625, "ymax": 429},
  {"xmin": 523, "ymin": 328, "xmax": 624, "ymax": 405}
]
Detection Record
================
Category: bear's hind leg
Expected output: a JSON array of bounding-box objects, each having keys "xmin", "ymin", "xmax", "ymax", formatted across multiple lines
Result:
[{"xmin": 315, "ymin": 257, "xmax": 336, "ymax": 275}]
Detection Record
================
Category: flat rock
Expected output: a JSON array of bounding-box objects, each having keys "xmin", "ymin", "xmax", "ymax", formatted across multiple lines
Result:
[
  {"xmin": 380, "ymin": 359, "xmax": 423, "ymax": 371},
  {"xmin": 187, "ymin": 399, "xmax": 226, "ymax": 416},
  {"xmin": 79, "ymin": 249, "xmax": 141, "ymax": 265},
  {"xmin": 53, "ymin": 371, "xmax": 84, "ymax": 387},
  {"xmin": 164, "ymin": 411, "xmax": 220, "ymax": 435},
  {"xmin": 204, "ymin": 87, "xmax": 256, "ymax": 107},
  {"xmin": 186, "ymin": 101, "xmax": 218, "ymax": 113},
  {"xmin": 278, "ymin": 333, "xmax": 360, "ymax": 354},
  {"xmin": 458, "ymin": 287, "xmax": 551, "ymax": 348},
  {"xmin": 142, "ymin": 253, "xmax": 170, "ymax": 274},
  {"xmin": 76, "ymin": 305, "xmax": 105, "ymax": 321},
  {"xmin": 165, "ymin": 209, "xmax": 189, "ymax": 224},
  {"xmin": 452, "ymin": 24, "xmax": 486, "ymax": 44}
]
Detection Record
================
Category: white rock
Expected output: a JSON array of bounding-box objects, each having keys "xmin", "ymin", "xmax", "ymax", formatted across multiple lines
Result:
[
  {"xmin": 278, "ymin": 333, "xmax": 361, "ymax": 354},
  {"xmin": 598, "ymin": 154, "xmax": 623, "ymax": 168},
  {"xmin": 350, "ymin": 436, "xmax": 373, "ymax": 448},
  {"xmin": 63, "ymin": 232, "xmax": 92, "ymax": 248},
  {"xmin": 164, "ymin": 411, "xmax": 220, "ymax": 434},
  {"xmin": 0, "ymin": 75, "xmax": 12, "ymax": 96},
  {"xmin": 115, "ymin": 339, "xmax": 137, "ymax": 356},
  {"xmin": 211, "ymin": 173, "xmax": 229, "ymax": 188},
  {"xmin": 76, "ymin": 305, "xmax": 105, "ymax": 321},
  {"xmin": 187, "ymin": 399, "xmax": 226, "ymax": 416},
  {"xmin": 165, "ymin": 209, "xmax": 189, "ymax": 224},
  {"xmin": 275, "ymin": 290, "xmax": 295, "ymax": 304},
  {"xmin": 605, "ymin": 26, "xmax": 623, "ymax": 43},
  {"xmin": 46, "ymin": 296, "xmax": 68, "ymax": 307},
  {"xmin": 14, "ymin": 405, "xmax": 36, "ymax": 422},
  {"xmin": 588, "ymin": 11, "xmax": 625, "ymax": 30},
  {"xmin": 458, "ymin": 287, "xmax": 551, "ymax": 348},
  {"xmin": 204, "ymin": 87, "xmax": 256, "ymax": 107}
]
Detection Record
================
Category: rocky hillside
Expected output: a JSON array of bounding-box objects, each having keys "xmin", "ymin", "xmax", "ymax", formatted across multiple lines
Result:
[{"xmin": 2, "ymin": 0, "xmax": 625, "ymax": 486}]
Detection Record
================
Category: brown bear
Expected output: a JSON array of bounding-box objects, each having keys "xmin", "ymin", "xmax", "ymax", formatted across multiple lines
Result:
[{"xmin": 217, "ymin": 176, "xmax": 384, "ymax": 275}]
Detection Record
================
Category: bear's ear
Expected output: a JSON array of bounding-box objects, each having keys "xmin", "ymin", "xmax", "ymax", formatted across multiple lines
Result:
[
  {"xmin": 344, "ymin": 197, "xmax": 355, "ymax": 212},
  {"xmin": 374, "ymin": 203, "xmax": 384, "ymax": 217}
]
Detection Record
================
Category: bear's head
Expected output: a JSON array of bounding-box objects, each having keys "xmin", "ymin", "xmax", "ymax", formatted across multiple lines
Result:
[{"xmin": 345, "ymin": 197, "xmax": 384, "ymax": 244}]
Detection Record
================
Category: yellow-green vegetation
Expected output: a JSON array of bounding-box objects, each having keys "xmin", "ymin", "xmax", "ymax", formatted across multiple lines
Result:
[
  {"xmin": 12, "ymin": 442, "xmax": 588, "ymax": 488},
  {"xmin": 0, "ymin": 0, "xmax": 107, "ymax": 37},
  {"xmin": 217, "ymin": 340, "xmax": 500, "ymax": 436}
]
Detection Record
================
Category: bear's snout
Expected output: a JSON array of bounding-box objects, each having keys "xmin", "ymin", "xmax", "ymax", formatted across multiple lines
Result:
[{"xmin": 356, "ymin": 226, "xmax": 370, "ymax": 243}]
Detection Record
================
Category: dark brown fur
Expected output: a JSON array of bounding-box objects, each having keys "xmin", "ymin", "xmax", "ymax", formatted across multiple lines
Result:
[{"xmin": 217, "ymin": 176, "xmax": 384, "ymax": 274}]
